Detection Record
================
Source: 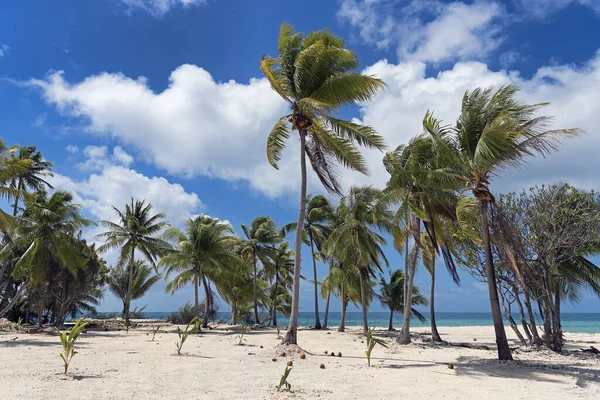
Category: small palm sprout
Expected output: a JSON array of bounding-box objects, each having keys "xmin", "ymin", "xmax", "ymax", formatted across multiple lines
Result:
[
  {"xmin": 14, "ymin": 317, "xmax": 24, "ymax": 333},
  {"xmin": 57, "ymin": 318, "xmax": 88, "ymax": 374},
  {"xmin": 175, "ymin": 317, "xmax": 200, "ymax": 355},
  {"xmin": 151, "ymin": 325, "xmax": 162, "ymax": 341},
  {"xmin": 276, "ymin": 326, "xmax": 283, "ymax": 340},
  {"xmin": 237, "ymin": 324, "xmax": 249, "ymax": 345},
  {"xmin": 277, "ymin": 365, "xmax": 293, "ymax": 392},
  {"xmin": 365, "ymin": 326, "xmax": 388, "ymax": 367}
]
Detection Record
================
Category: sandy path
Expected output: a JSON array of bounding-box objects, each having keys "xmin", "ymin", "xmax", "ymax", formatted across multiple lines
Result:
[{"xmin": 1, "ymin": 325, "xmax": 599, "ymax": 399}]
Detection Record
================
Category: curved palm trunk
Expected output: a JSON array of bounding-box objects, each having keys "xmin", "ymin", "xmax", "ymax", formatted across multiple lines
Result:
[
  {"xmin": 399, "ymin": 220, "xmax": 417, "ymax": 344},
  {"xmin": 282, "ymin": 130, "xmax": 307, "ymax": 345},
  {"xmin": 272, "ymin": 267, "xmax": 279, "ymax": 327},
  {"xmin": 201, "ymin": 275, "xmax": 210, "ymax": 329},
  {"xmin": 12, "ymin": 179, "xmax": 22, "ymax": 216},
  {"xmin": 388, "ymin": 309, "xmax": 394, "ymax": 330},
  {"xmin": 125, "ymin": 247, "xmax": 135, "ymax": 326},
  {"xmin": 252, "ymin": 254, "xmax": 260, "ymax": 325},
  {"xmin": 194, "ymin": 272, "xmax": 200, "ymax": 317},
  {"xmin": 338, "ymin": 284, "xmax": 347, "ymax": 333},
  {"xmin": 359, "ymin": 269, "xmax": 368, "ymax": 336},
  {"xmin": 323, "ymin": 291, "xmax": 331, "ymax": 328},
  {"xmin": 430, "ymin": 259, "xmax": 442, "ymax": 342},
  {"xmin": 309, "ymin": 237, "xmax": 321, "ymax": 329},
  {"xmin": 479, "ymin": 200, "xmax": 513, "ymax": 360}
]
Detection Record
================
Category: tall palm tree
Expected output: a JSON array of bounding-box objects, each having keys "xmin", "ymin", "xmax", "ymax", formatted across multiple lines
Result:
[
  {"xmin": 240, "ymin": 216, "xmax": 279, "ymax": 325},
  {"xmin": 0, "ymin": 190, "xmax": 93, "ymax": 318},
  {"xmin": 9, "ymin": 146, "xmax": 53, "ymax": 216},
  {"xmin": 451, "ymin": 84, "xmax": 580, "ymax": 360},
  {"xmin": 220, "ymin": 244, "xmax": 256, "ymax": 325},
  {"xmin": 97, "ymin": 199, "xmax": 171, "ymax": 324},
  {"xmin": 0, "ymin": 139, "xmax": 34, "ymax": 234},
  {"xmin": 324, "ymin": 186, "xmax": 392, "ymax": 335},
  {"xmin": 282, "ymin": 195, "xmax": 332, "ymax": 329},
  {"xmin": 159, "ymin": 215, "xmax": 241, "ymax": 328},
  {"xmin": 378, "ymin": 269, "xmax": 427, "ymax": 330},
  {"xmin": 107, "ymin": 260, "xmax": 161, "ymax": 318},
  {"xmin": 261, "ymin": 23, "xmax": 386, "ymax": 344}
]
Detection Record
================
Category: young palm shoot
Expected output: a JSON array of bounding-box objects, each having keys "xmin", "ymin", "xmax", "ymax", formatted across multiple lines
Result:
[
  {"xmin": 175, "ymin": 317, "xmax": 200, "ymax": 355},
  {"xmin": 365, "ymin": 326, "xmax": 388, "ymax": 367},
  {"xmin": 277, "ymin": 365, "xmax": 293, "ymax": 392},
  {"xmin": 151, "ymin": 325, "xmax": 162, "ymax": 341},
  {"xmin": 276, "ymin": 326, "xmax": 282, "ymax": 340},
  {"xmin": 57, "ymin": 318, "xmax": 88, "ymax": 374},
  {"xmin": 14, "ymin": 317, "xmax": 24, "ymax": 333},
  {"xmin": 237, "ymin": 324, "xmax": 249, "ymax": 345}
]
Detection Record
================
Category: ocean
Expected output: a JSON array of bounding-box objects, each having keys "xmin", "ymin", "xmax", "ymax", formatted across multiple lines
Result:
[{"xmin": 135, "ymin": 311, "xmax": 600, "ymax": 334}]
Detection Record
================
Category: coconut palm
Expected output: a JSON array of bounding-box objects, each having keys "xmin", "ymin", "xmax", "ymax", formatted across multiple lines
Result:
[
  {"xmin": 324, "ymin": 186, "xmax": 392, "ymax": 335},
  {"xmin": 378, "ymin": 269, "xmax": 427, "ymax": 330},
  {"xmin": 262, "ymin": 241, "xmax": 294, "ymax": 326},
  {"xmin": 261, "ymin": 23, "xmax": 386, "ymax": 344},
  {"xmin": 220, "ymin": 245, "xmax": 256, "ymax": 325},
  {"xmin": 107, "ymin": 260, "xmax": 161, "ymax": 318},
  {"xmin": 159, "ymin": 215, "xmax": 242, "ymax": 328},
  {"xmin": 240, "ymin": 216, "xmax": 279, "ymax": 325},
  {"xmin": 0, "ymin": 190, "xmax": 93, "ymax": 318},
  {"xmin": 97, "ymin": 199, "xmax": 171, "ymax": 324},
  {"xmin": 282, "ymin": 195, "xmax": 333, "ymax": 329},
  {"xmin": 9, "ymin": 146, "xmax": 53, "ymax": 216},
  {"xmin": 450, "ymin": 84, "xmax": 580, "ymax": 360}
]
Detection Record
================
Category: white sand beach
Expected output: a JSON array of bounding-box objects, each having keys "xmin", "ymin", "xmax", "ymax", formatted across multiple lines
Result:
[{"xmin": 2, "ymin": 324, "xmax": 599, "ymax": 399}]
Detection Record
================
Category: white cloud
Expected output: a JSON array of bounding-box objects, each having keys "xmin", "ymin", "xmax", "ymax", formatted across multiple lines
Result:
[
  {"xmin": 343, "ymin": 50, "xmax": 600, "ymax": 195},
  {"xmin": 514, "ymin": 0, "xmax": 600, "ymax": 18},
  {"xmin": 112, "ymin": 146, "xmax": 134, "ymax": 167},
  {"xmin": 29, "ymin": 65, "xmax": 303, "ymax": 197},
  {"xmin": 0, "ymin": 44, "xmax": 10, "ymax": 57},
  {"xmin": 338, "ymin": 0, "xmax": 506, "ymax": 64},
  {"xmin": 65, "ymin": 145, "xmax": 79, "ymax": 153},
  {"xmin": 119, "ymin": 0, "xmax": 208, "ymax": 16}
]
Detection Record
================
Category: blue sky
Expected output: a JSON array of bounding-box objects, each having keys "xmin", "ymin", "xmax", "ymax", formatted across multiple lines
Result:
[{"xmin": 1, "ymin": 0, "xmax": 600, "ymax": 313}]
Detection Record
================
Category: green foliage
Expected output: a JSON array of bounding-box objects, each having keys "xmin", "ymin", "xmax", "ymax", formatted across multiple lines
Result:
[
  {"xmin": 14, "ymin": 317, "xmax": 24, "ymax": 332},
  {"xmin": 365, "ymin": 326, "xmax": 388, "ymax": 367},
  {"xmin": 151, "ymin": 325, "xmax": 163, "ymax": 341},
  {"xmin": 175, "ymin": 316, "xmax": 200, "ymax": 355},
  {"xmin": 167, "ymin": 302, "xmax": 198, "ymax": 325},
  {"xmin": 276, "ymin": 325, "xmax": 282, "ymax": 339},
  {"xmin": 56, "ymin": 318, "xmax": 87, "ymax": 374},
  {"xmin": 107, "ymin": 261, "xmax": 160, "ymax": 320},
  {"xmin": 237, "ymin": 324, "xmax": 249, "ymax": 345},
  {"xmin": 277, "ymin": 365, "xmax": 292, "ymax": 392},
  {"xmin": 377, "ymin": 269, "xmax": 428, "ymax": 322}
]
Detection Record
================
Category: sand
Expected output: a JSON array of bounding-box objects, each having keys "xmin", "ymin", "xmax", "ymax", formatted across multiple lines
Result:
[{"xmin": 1, "ymin": 323, "xmax": 599, "ymax": 399}]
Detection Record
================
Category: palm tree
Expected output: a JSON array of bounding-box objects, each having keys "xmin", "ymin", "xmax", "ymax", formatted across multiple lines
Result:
[
  {"xmin": 107, "ymin": 260, "xmax": 161, "ymax": 318},
  {"xmin": 220, "ymin": 244, "xmax": 256, "ymax": 325},
  {"xmin": 240, "ymin": 216, "xmax": 279, "ymax": 325},
  {"xmin": 261, "ymin": 23, "xmax": 386, "ymax": 344},
  {"xmin": 324, "ymin": 186, "xmax": 392, "ymax": 335},
  {"xmin": 450, "ymin": 84, "xmax": 580, "ymax": 360},
  {"xmin": 9, "ymin": 146, "xmax": 53, "ymax": 216},
  {"xmin": 0, "ymin": 190, "xmax": 93, "ymax": 318},
  {"xmin": 263, "ymin": 241, "xmax": 294, "ymax": 326},
  {"xmin": 282, "ymin": 195, "xmax": 332, "ymax": 329},
  {"xmin": 97, "ymin": 199, "xmax": 171, "ymax": 325},
  {"xmin": 0, "ymin": 139, "xmax": 34, "ymax": 234},
  {"xmin": 160, "ymin": 215, "xmax": 241, "ymax": 328},
  {"xmin": 378, "ymin": 269, "xmax": 427, "ymax": 330}
]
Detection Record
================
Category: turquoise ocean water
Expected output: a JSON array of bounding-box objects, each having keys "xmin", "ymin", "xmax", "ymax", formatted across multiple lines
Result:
[{"xmin": 135, "ymin": 311, "xmax": 600, "ymax": 334}]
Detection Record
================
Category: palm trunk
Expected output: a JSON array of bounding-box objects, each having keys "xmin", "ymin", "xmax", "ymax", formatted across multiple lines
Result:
[
  {"xmin": 125, "ymin": 247, "xmax": 135, "ymax": 326},
  {"xmin": 231, "ymin": 301, "xmax": 238, "ymax": 325},
  {"xmin": 12, "ymin": 178, "xmax": 22, "ymax": 217},
  {"xmin": 479, "ymin": 200, "xmax": 513, "ymax": 360},
  {"xmin": 430, "ymin": 259, "xmax": 442, "ymax": 342},
  {"xmin": 524, "ymin": 290, "xmax": 542, "ymax": 345},
  {"xmin": 252, "ymin": 254, "xmax": 259, "ymax": 325},
  {"xmin": 309, "ymin": 237, "xmax": 321, "ymax": 329},
  {"xmin": 0, "ymin": 277, "xmax": 29, "ymax": 318},
  {"xmin": 388, "ymin": 309, "xmax": 394, "ymax": 330},
  {"xmin": 552, "ymin": 287, "xmax": 562, "ymax": 351},
  {"xmin": 272, "ymin": 267, "xmax": 279, "ymax": 327},
  {"xmin": 338, "ymin": 285, "xmax": 346, "ymax": 332},
  {"xmin": 201, "ymin": 275, "xmax": 210, "ymax": 329},
  {"xmin": 282, "ymin": 129, "xmax": 307, "ymax": 345},
  {"xmin": 399, "ymin": 217, "xmax": 417, "ymax": 344},
  {"xmin": 323, "ymin": 291, "xmax": 331, "ymax": 329},
  {"xmin": 359, "ymin": 269, "xmax": 368, "ymax": 336},
  {"xmin": 194, "ymin": 272, "xmax": 200, "ymax": 317}
]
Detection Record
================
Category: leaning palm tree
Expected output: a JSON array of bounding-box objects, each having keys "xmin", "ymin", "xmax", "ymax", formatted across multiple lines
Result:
[
  {"xmin": 324, "ymin": 186, "xmax": 392, "ymax": 335},
  {"xmin": 97, "ymin": 199, "xmax": 171, "ymax": 325},
  {"xmin": 0, "ymin": 190, "xmax": 93, "ymax": 318},
  {"xmin": 107, "ymin": 260, "xmax": 161, "ymax": 318},
  {"xmin": 9, "ymin": 146, "xmax": 53, "ymax": 216},
  {"xmin": 261, "ymin": 23, "xmax": 386, "ymax": 344},
  {"xmin": 240, "ymin": 216, "xmax": 280, "ymax": 325},
  {"xmin": 451, "ymin": 84, "xmax": 580, "ymax": 360},
  {"xmin": 378, "ymin": 269, "xmax": 427, "ymax": 330},
  {"xmin": 160, "ymin": 215, "xmax": 242, "ymax": 328},
  {"xmin": 282, "ymin": 195, "xmax": 333, "ymax": 329}
]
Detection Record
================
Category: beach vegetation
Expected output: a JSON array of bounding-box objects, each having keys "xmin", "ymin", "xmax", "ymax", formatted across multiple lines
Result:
[
  {"xmin": 277, "ymin": 365, "xmax": 292, "ymax": 391},
  {"xmin": 365, "ymin": 326, "xmax": 388, "ymax": 366},
  {"xmin": 57, "ymin": 318, "xmax": 87, "ymax": 374},
  {"xmin": 175, "ymin": 316, "xmax": 200, "ymax": 355}
]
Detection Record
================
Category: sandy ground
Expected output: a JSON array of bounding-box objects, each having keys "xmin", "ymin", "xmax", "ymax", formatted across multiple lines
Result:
[{"xmin": 1, "ymin": 323, "xmax": 599, "ymax": 399}]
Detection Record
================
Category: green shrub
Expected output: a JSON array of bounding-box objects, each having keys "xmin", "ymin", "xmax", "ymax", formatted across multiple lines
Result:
[
  {"xmin": 167, "ymin": 303, "xmax": 197, "ymax": 325},
  {"xmin": 57, "ymin": 318, "xmax": 88, "ymax": 374}
]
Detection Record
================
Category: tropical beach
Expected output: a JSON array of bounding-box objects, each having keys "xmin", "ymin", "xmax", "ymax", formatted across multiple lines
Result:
[{"xmin": 2, "ymin": 0, "xmax": 600, "ymax": 399}]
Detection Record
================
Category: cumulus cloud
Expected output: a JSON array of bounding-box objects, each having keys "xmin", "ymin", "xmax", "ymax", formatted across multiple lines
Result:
[
  {"xmin": 119, "ymin": 0, "xmax": 207, "ymax": 16},
  {"xmin": 338, "ymin": 0, "xmax": 506, "ymax": 64}
]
